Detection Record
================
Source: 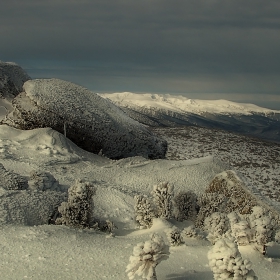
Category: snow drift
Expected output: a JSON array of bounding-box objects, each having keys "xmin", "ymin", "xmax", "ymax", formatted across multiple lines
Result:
[{"xmin": 2, "ymin": 79, "xmax": 167, "ymax": 159}]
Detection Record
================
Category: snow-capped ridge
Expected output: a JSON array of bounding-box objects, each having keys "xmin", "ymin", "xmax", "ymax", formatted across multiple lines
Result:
[{"xmin": 101, "ymin": 92, "xmax": 280, "ymax": 115}]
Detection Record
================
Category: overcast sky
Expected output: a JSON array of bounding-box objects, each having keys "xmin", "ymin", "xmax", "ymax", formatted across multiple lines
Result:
[{"xmin": 1, "ymin": 0, "xmax": 280, "ymax": 109}]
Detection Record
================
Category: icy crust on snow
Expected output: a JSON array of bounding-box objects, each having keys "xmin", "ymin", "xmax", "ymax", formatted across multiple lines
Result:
[
  {"xmin": 0, "ymin": 61, "xmax": 30, "ymax": 98},
  {"xmin": 3, "ymin": 79, "xmax": 167, "ymax": 159},
  {"xmin": 101, "ymin": 92, "xmax": 280, "ymax": 115}
]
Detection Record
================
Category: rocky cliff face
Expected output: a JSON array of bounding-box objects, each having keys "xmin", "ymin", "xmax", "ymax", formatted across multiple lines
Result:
[
  {"xmin": 3, "ymin": 79, "xmax": 167, "ymax": 159},
  {"xmin": 0, "ymin": 61, "xmax": 30, "ymax": 98}
]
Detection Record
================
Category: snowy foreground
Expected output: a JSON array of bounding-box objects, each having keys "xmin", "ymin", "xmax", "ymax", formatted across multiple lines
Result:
[{"xmin": 0, "ymin": 125, "xmax": 280, "ymax": 279}]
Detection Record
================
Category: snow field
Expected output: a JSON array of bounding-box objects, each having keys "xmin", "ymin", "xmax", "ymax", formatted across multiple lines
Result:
[{"xmin": 0, "ymin": 125, "xmax": 279, "ymax": 279}]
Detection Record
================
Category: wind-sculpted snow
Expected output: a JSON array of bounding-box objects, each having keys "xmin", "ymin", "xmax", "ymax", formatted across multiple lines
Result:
[
  {"xmin": 3, "ymin": 79, "xmax": 167, "ymax": 159},
  {"xmin": 0, "ymin": 61, "xmax": 30, "ymax": 98}
]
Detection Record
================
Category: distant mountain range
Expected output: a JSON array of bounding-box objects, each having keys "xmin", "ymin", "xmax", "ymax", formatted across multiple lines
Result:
[{"xmin": 100, "ymin": 92, "xmax": 280, "ymax": 143}]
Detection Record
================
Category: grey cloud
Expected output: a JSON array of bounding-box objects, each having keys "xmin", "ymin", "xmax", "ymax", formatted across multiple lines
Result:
[{"xmin": 1, "ymin": 0, "xmax": 280, "ymax": 108}]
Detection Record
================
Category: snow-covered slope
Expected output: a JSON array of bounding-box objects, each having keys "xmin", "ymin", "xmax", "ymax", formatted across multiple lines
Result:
[
  {"xmin": 2, "ymin": 79, "xmax": 167, "ymax": 159},
  {"xmin": 101, "ymin": 92, "xmax": 280, "ymax": 142},
  {"xmin": 0, "ymin": 125, "xmax": 279, "ymax": 280}
]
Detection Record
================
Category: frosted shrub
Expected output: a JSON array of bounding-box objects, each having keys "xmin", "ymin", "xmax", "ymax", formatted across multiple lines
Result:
[
  {"xmin": 182, "ymin": 225, "xmax": 205, "ymax": 239},
  {"xmin": 134, "ymin": 195, "xmax": 155, "ymax": 229},
  {"xmin": 0, "ymin": 163, "xmax": 28, "ymax": 190},
  {"xmin": 29, "ymin": 170, "xmax": 60, "ymax": 191},
  {"xmin": 165, "ymin": 226, "xmax": 184, "ymax": 246},
  {"xmin": 195, "ymin": 193, "xmax": 227, "ymax": 228},
  {"xmin": 228, "ymin": 212, "xmax": 253, "ymax": 246},
  {"xmin": 204, "ymin": 212, "xmax": 230, "ymax": 244},
  {"xmin": 152, "ymin": 182, "xmax": 174, "ymax": 219},
  {"xmin": 55, "ymin": 180, "xmax": 96, "ymax": 228},
  {"xmin": 126, "ymin": 234, "xmax": 168, "ymax": 280},
  {"xmin": 208, "ymin": 237, "xmax": 258, "ymax": 280},
  {"xmin": 93, "ymin": 219, "xmax": 117, "ymax": 234},
  {"xmin": 249, "ymin": 206, "xmax": 276, "ymax": 245},
  {"xmin": 173, "ymin": 191, "xmax": 198, "ymax": 222}
]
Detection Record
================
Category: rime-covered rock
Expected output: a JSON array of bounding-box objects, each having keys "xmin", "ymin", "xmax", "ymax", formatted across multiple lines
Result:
[
  {"xmin": 3, "ymin": 78, "xmax": 167, "ymax": 159},
  {"xmin": 0, "ymin": 61, "xmax": 30, "ymax": 98},
  {"xmin": 206, "ymin": 170, "xmax": 258, "ymax": 214},
  {"xmin": 0, "ymin": 163, "xmax": 28, "ymax": 190}
]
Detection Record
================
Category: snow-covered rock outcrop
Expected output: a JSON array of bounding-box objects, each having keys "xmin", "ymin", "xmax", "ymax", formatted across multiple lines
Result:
[
  {"xmin": 0, "ymin": 61, "xmax": 30, "ymax": 98},
  {"xmin": 2, "ymin": 79, "xmax": 167, "ymax": 159}
]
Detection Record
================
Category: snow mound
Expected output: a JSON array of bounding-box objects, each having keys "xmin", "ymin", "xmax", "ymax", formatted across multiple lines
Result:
[
  {"xmin": 3, "ymin": 79, "xmax": 167, "ymax": 159},
  {"xmin": 0, "ymin": 61, "xmax": 30, "ymax": 98},
  {"xmin": 0, "ymin": 125, "xmax": 85, "ymax": 165}
]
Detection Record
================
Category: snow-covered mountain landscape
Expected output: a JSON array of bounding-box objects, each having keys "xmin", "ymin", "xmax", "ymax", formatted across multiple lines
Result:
[
  {"xmin": 101, "ymin": 92, "xmax": 280, "ymax": 143},
  {"xmin": 0, "ymin": 61, "xmax": 280, "ymax": 280}
]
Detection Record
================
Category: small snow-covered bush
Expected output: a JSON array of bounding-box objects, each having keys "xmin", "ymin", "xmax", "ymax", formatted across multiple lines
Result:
[
  {"xmin": 249, "ymin": 206, "xmax": 276, "ymax": 245},
  {"xmin": 0, "ymin": 163, "xmax": 28, "ymax": 190},
  {"xmin": 55, "ymin": 180, "xmax": 96, "ymax": 228},
  {"xmin": 93, "ymin": 219, "xmax": 117, "ymax": 234},
  {"xmin": 165, "ymin": 226, "xmax": 184, "ymax": 246},
  {"xmin": 152, "ymin": 182, "xmax": 174, "ymax": 219},
  {"xmin": 126, "ymin": 234, "xmax": 168, "ymax": 280},
  {"xmin": 29, "ymin": 170, "xmax": 60, "ymax": 191},
  {"xmin": 182, "ymin": 225, "xmax": 205, "ymax": 239},
  {"xmin": 195, "ymin": 193, "xmax": 227, "ymax": 228},
  {"xmin": 204, "ymin": 212, "xmax": 230, "ymax": 244},
  {"xmin": 208, "ymin": 237, "xmax": 258, "ymax": 280},
  {"xmin": 228, "ymin": 212, "xmax": 253, "ymax": 246},
  {"xmin": 173, "ymin": 191, "xmax": 198, "ymax": 222},
  {"xmin": 134, "ymin": 195, "xmax": 155, "ymax": 229}
]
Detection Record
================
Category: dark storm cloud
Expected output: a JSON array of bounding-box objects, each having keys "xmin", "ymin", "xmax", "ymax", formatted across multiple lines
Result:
[{"xmin": 1, "ymin": 0, "xmax": 280, "ymax": 108}]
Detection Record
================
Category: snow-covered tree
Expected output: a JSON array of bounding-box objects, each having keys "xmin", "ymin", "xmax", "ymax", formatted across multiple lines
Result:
[
  {"xmin": 134, "ymin": 195, "xmax": 155, "ymax": 229},
  {"xmin": 249, "ymin": 206, "xmax": 276, "ymax": 245},
  {"xmin": 204, "ymin": 212, "xmax": 230, "ymax": 244},
  {"xmin": 208, "ymin": 237, "xmax": 258, "ymax": 280},
  {"xmin": 126, "ymin": 234, "xmax": 168, "ymax": 280},
  {"xmin": 29, "ymin": 170, "xmax": 60, "ymax": 191},
  {"xmin": 173, "ymin": 191, "xmax": 198, "ymax": 222},
  {"xmin": 195, "ymin": 193, "xmax": 227, "ymax": 228},
  {"xmin": 182, "ymin": 225, "xmax": 205, "ymax": 239},
  {"xmin": 55, "ymin": 179, "xmax": 96, "ymax": 228},
  {"xmin": 165, "ymin": 226, "xmax": 184, "ymax": 246},
  {"xmin": 152, "ymin": 182, "xmax": 174, "ymax": 219},
  {"xmin": 228, "ymin": 212, "xmax": 253, "ymax": 246}
]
